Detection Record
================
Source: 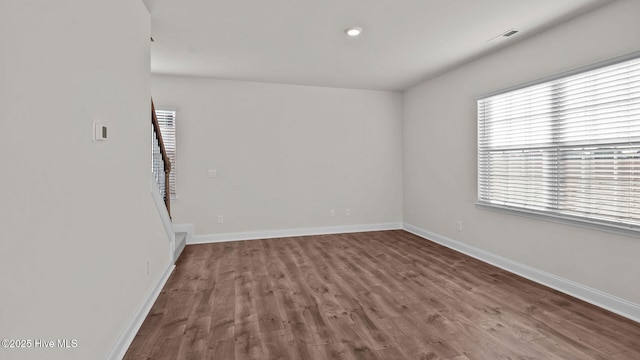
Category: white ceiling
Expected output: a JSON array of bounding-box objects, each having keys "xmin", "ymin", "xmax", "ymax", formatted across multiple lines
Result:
[{"xmin": 145, "ymin": 0, "xmax": 613, "ymax": 91}]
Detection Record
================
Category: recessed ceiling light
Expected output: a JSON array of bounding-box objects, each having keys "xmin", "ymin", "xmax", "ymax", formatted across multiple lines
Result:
[{"xmin": 344, "ymin": 26, "xmax": 363, "ymax": 37}]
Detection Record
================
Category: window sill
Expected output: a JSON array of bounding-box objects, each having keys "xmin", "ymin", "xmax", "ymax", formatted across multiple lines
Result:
[{"xmin": 476, "ymin": 202, "xmax": 640, "ymax": 239}]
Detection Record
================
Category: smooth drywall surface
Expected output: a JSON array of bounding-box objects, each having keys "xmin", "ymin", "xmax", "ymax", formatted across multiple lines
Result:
[
  {"xmin": 403, "ymin": 0, "xmax": 640, "ymax": 305},
  {"xmin": 152, "ymin": 76, "xmax": 403, "ymax": 235},
  {"xmin": 0, "ymin": 1, "xmax": 170, "ymax": 359}
]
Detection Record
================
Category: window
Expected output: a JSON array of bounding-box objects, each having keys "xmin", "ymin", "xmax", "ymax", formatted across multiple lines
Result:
[
  {"xmin": 154, "ymin": 109, "xmax": 177, "ymax": 199},
  {"xmin": 478, "ymin": 53, "xmax": 640, "ymax": 232}
]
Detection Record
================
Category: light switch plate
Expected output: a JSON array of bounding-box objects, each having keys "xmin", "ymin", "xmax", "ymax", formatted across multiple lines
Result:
[{"xmin": 93, "ymin": 121, "xmax": 107, "ymax": 142}]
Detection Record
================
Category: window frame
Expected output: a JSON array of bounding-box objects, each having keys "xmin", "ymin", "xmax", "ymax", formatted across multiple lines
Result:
[{"xmin": 476, "ymin": 51, "xmax": 640, "ymax": 237}]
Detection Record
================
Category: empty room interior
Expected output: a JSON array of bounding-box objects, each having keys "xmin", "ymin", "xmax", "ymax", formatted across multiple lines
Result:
[{"xmin": 3, "ymin": 0, "xmax": 640, "ymax": 359}]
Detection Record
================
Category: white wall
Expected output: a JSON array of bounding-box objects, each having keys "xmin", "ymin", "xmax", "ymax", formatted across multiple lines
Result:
[
  {"xmin": 403, "ymin": 0, "xmax": 640, "ymax": 306},
  {"xmin": 0, "ymin": 1, "xmax": 170, "ymax": 359},
  {"xmin": 152, "ymin": 76, "xmax": 403, "ymax": 235}
]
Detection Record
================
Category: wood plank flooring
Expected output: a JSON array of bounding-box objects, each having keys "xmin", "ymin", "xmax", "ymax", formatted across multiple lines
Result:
[{"xmin": 124, "ymin": 230, "xmax": 640, "ymax": 359}]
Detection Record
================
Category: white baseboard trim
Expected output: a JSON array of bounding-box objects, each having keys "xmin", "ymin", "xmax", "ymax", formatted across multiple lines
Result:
[
  {"xmin": 189, "ymin": 222, "xmax": 403, "ymax": 245},
  {"xmin": 171, "ymin": 224, "xmax": 194, "ymax": 262},
  {"xmin": 173, "ymin": 223, "xmax": 195, "ymax": 244},
  {"xmin": 106, "ymin": 263, "xmax": 175, "ymax": 360},
  {"xmin": 402, "ymin": 223, "xmax": 640, "ymax": 324}
]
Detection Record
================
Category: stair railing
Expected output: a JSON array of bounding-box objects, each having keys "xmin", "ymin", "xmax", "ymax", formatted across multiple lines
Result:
[{"xmin": 151, "ymin": 99, "xmax": 171, "ymax": 219}]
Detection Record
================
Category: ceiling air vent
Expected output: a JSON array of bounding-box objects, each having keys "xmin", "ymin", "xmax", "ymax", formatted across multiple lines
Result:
[{"xmin": 487, "ymin": 29, "xmax": 519, "ymax": 43}]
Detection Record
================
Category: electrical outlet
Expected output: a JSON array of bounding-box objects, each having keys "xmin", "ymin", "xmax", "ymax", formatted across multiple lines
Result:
[
  {"xmin": 456, "ymin": 220, "xmax": 462, "ymax": 231},
  {"xmin": 145, "ymin": 261, "xmax": 149, "ymax": 277},
  {"xmin": 217, "ymin": 215, "xmax": 224, "ymax": 224},
  {"xmin": 330, "ymin": 209, "xmax": 335, "ymax": 217},
  {"xmin": 345, "ymin": 209, "xmax": 351, "ymax": 216},
  {"xmin": 208, "ymin": 169, "xmax": 217, "ymax": 178}
]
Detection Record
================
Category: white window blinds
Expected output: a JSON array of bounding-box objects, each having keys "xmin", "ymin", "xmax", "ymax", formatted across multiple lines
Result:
[
  {"xmin": 478, "ymin": 54, "xmax": 640, "ymax": 231},
  {"xmin": 155, "ymin": 109, "xmax": 177, "ymax": 199}
]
